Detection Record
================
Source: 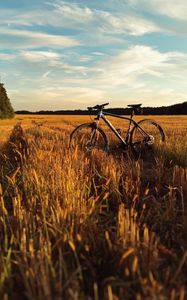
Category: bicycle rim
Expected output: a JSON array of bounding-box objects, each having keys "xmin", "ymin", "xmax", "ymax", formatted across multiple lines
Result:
[
  {"xmin": 69, "ymin": 123, "xmax": 109, "ymax": 153},
  {"xmin": 130, "ymin": 119, "xmax": 165, "ymax": 155}
]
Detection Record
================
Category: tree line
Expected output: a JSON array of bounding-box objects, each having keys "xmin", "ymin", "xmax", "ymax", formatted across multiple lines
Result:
[{"xmin": 16, "ymin": 101, "xmax": 187, "ymax": 115}]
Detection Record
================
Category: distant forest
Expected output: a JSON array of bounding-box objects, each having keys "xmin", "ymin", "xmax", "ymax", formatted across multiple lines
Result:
[{"xmin": 16, "ymin": 101, "xmax": 187, "ymax": 115}]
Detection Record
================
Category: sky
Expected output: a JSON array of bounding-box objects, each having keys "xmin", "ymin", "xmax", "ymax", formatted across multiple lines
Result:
[{"xmin": 0, "ymin": 0, "xmax": 187, "ymax": 111}]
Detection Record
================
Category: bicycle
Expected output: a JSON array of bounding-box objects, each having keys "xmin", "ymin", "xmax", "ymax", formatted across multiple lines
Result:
[{"xmin": 69, "ymin": 103, "xmax": 165, "ymax": 157}]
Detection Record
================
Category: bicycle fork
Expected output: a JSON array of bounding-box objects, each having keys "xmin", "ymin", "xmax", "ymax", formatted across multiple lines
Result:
[{"xmin": 86, "ymin": 122, "xmax": 100, "ymax": 148}]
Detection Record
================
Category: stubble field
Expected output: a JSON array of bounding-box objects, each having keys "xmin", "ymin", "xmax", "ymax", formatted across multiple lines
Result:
[{"xmin": 0, "ymin": 114, "xmax": 187, "ymax": 300}]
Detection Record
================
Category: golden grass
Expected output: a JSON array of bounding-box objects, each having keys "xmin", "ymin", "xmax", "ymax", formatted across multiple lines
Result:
[{"xmin": 0, "ymin": 114, "xmax": 186, "ymax": 300}]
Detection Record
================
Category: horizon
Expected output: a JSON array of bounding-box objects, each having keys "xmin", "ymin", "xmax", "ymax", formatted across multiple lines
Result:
[
  {"xmin": 0, "ymin": 0, "xmax": 187, "ymax": 111},
  {"xmin": 15, "ymin": 100, "xmax": 186, "ymax": 113}
]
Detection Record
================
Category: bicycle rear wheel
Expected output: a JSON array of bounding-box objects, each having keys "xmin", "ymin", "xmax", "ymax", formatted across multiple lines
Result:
[
  {"xmin": 130, "ymin": 119, "xmax": 165, "ymax": 157},
  {"xmin": 69, "ymin": 123, "xmax": 109, "ymax": 153}
]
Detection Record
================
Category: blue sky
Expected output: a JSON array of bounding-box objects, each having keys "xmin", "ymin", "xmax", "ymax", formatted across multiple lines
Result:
[{"xmin": 0, "ymin": 0, "xmax": 187, "ymax": 111}]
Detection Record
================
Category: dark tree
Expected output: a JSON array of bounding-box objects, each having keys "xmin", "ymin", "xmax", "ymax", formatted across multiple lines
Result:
[{"xmin": 0, "ymin": 83, "xmax": 14, "ymax": 119}]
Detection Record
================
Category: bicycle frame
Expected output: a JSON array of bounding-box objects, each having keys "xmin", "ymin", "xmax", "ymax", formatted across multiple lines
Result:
[{"xmin": 94, "ymin": 110, "xmax": 149, "ymax": 146}]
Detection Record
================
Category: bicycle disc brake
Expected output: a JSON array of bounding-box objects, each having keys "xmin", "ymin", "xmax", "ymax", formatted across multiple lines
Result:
[{"xmin": 144, "ymin": 135, "xmax": 154, "ymax": 145}]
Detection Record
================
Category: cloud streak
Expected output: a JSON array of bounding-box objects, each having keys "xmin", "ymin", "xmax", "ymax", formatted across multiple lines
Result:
[
  {"xmin": 129, "ymin": 0, "xmax": 187, "ymax": 21},
  {"xmin": 0, "ymin": 27, "xmax": 79, "ymax": 48},
  {"xmin": 0, "ymin": 1, "xmax": 161, "ymax": 36}
]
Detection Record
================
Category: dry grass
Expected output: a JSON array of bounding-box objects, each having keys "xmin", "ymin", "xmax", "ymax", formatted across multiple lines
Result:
[{"xmin": 0, "ymin": 114, "xmax": 186, "ymax": 300}]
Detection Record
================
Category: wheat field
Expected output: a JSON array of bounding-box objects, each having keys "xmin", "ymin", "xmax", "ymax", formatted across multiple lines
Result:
[{"xmin": 0, "ymin": 114, "xmax": 187, "ymax": 300}]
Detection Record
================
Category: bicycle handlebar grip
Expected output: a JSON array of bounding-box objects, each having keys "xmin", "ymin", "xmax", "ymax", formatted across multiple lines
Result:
[
  {"xmin": 87, "ymin": 102, "xmax": 109, "ymax": 110},
  {"xmin": 95, "ymin": 102, "xmax": 109, "ymax": 109}
]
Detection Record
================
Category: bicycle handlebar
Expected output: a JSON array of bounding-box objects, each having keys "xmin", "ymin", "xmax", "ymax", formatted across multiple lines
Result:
[{"xmin": 87, "ymin": 102, "xmax": 109, "ymax": 110}]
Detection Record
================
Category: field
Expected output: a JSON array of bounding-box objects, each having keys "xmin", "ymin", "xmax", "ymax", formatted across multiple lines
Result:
[{"xmin": 0, "ymin": 114, "xmax": 187, "ymax": 300}]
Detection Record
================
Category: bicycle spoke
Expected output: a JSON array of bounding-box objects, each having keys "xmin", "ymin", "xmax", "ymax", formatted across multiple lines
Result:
[
  {"xmin": 130, "ymin": 119, "xmax": 165, "ymax": 157},
  {"xmin": 69, "ymin": 123, "xmax": 109, "ymax": 153}
]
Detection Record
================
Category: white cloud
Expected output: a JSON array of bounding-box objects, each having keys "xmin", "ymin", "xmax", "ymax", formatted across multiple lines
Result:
[
  {"xmin": 57, "ymin": 87, "xmax": 104, "ymax": 104},
  {"xmin": 52, "ymin": 1, "xmax": 161, "ymax": 36},
  {"xmin": 12, "ymin": 86, "xmax": 105, "ymax": 110},
  {"xmin": 0, "ymin": 53, "xmax": 16, "ymax": 60},
  {"xmin": 42, "ymin": 71, "xmax": 52, "ymax": 79},
  {"xmin": 92, "ymin": 52, "xmax": 105, "ymax": 56},
  {"xmin": 90, "ymin": 45, "xmax": 187, "ymax": 106},
  {"xmin": 0, "ymin": 2, "xmax": 161, "ymax": 37},
  {"xmin": 129, "ymin": 0, "xmax": 187, "ymax": 21},
  {"xmin": 49, "ymin": 61, "xmax": 89, "ymax": 74},
  {"xmin": 21, "ymin": 51, "xmax": 60, "ymax": 62},
  {"xmin": 23, "ymin": 45, "xmax": 187, "ymax": 91},
  {"xmin": 0, "ymin": 2, "xmax": 93, "ymax": 28},
  {"xmin": 50, "ymin": 1, "xmax": 93, "ymax": 22},
  {"xmin": 0, "ymin": 28, "xmax": 79, "ymax": 48},
  {"xmin": 46, "ymin": 45, "xmax": 186, "ymax": 106},
  {"xmin": 152, "ymin": 0, "xmax": 187, "ymax": 20},
  {"xmin": 97, "ymin": 11, "xmax": 161, "ymax": 35},
  {"xmin": 122, "ymin": 17, "xmax": 160, "ymax": 35},
  {"xmin": 90, "ymin": 45, "xmax": 174, "ymax": 87},
  {"xmin": 18, "ymin": 50, "xmax": 89, "ymax": 75}
]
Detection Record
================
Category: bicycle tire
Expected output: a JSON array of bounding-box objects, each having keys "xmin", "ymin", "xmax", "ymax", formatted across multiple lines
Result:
[
  {"xmin": 130, "ymin": 119, "xmax": 165, "ymax": 157},
  {"xmin": 69, "ymin": 123, "xmax": 109, "ymax": 153}
]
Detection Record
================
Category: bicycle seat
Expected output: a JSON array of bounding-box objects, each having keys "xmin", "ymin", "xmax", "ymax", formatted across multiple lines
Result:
[{"xmin": 127, "ymin": 104, "xmax": 142, "ymax": 109}]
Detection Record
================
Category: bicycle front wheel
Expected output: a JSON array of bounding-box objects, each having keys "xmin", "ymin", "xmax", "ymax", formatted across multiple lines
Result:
[
  {"xmin": 130, "ymin": 119, "xmax": 165, "ymax": 156},
  {"xmin": 69, "ymin": 123, "xmax": 109, "ymax": 153}
]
